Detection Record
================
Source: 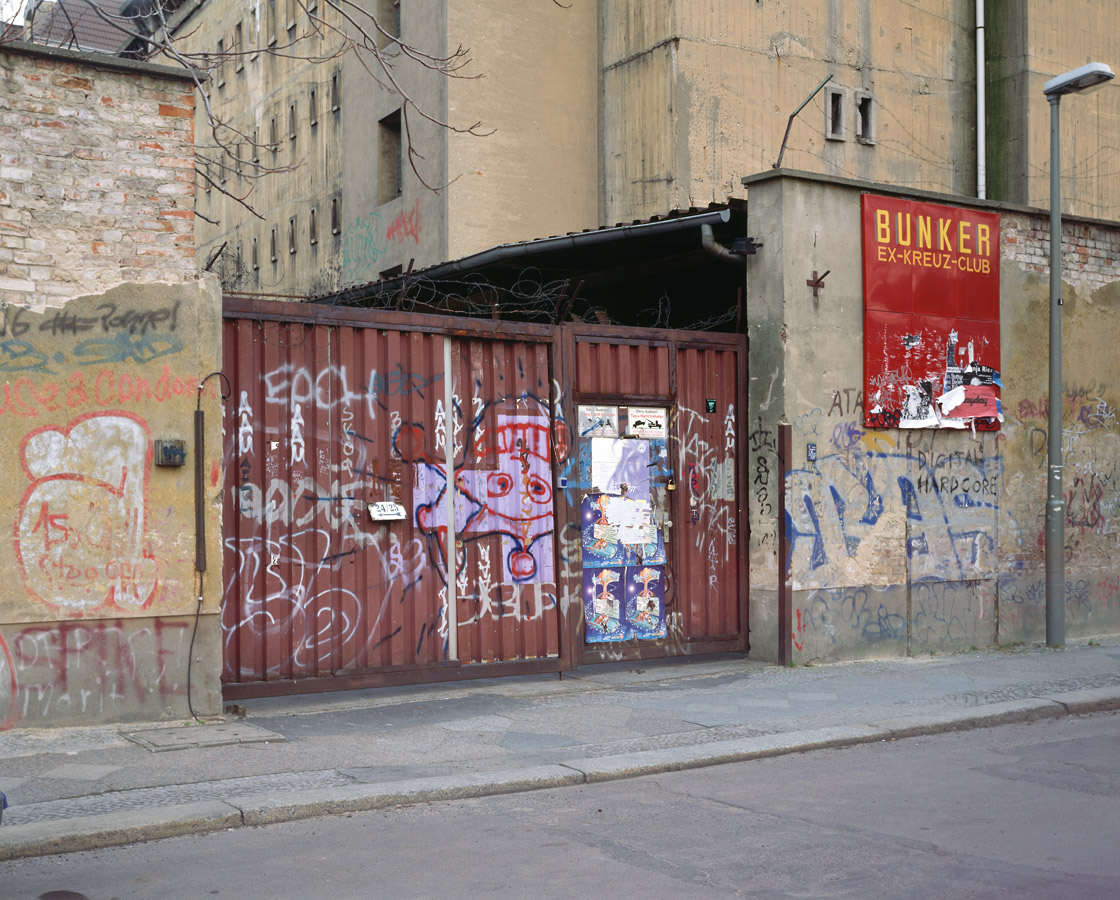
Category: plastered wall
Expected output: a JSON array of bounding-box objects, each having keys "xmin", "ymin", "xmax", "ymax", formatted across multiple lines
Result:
[{"xmin": 745, "ymin": 172, "xmax": 1120, "ymax": 663}]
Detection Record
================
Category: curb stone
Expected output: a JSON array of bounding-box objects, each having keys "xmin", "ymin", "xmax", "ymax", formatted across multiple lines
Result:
[
  {"xmin": 0, "ymin": 801, "xmax": 240, "ymax": 862},
  {"xmin": 2, "ymin": 690, "xmax": 1118, "ymax": 861}
]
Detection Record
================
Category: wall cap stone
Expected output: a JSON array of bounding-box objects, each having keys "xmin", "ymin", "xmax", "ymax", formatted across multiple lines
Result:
[
  {"xmin": 0, "ymin": 39, "xmax": 199, "ymax": 84},
  {"xmin": 741, "ymin": 168, "xmax": 1120, "ymax": 231}
]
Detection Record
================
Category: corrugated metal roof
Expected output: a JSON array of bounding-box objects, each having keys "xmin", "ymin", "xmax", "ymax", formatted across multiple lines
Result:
[{"xmin": 316, "ymin": 201, "xmax": 746, "ymax": 304}]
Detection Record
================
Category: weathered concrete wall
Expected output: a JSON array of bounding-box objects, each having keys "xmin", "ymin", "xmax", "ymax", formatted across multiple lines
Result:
[
  {"xmin": 0, "ymin": 46, "xmax": 221, "ymax": 730},
  {"xmin": 604, "ymin": 0, "xmax": 977, "ymax": 223},
  {"xmin": 0, "ymin": 43, "xmax": 198, "ymax": 306},
  {"xmin": 447, "ymin": 0, "xmax": 600, "ymax": 259},
  {"xmin": 744, "ymin": 171, "xmax": 1120, "ymax": 663},
  {"xmin": 986, "ymin": 0, "xmax": 1120, "ymax": 215}
]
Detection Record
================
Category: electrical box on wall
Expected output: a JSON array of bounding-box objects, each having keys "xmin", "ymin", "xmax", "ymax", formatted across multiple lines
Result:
[{"xmin": 154, "ymin": 439, "xmax": 187, "ymax": 467}]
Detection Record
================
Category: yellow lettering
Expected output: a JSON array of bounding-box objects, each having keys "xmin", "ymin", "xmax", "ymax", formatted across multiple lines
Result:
[
  {"xmin": 918, "ymin": 216, "xmax": 932, "ymax": 249},
  {"xmin": 876, "ymin": 209, "xmax": 890, "ymax": 244},
  {"xmin": 896, "ymin": 212, "xmax": 911, "ymax": 246},
  {"xmin": 938, "ymin": 218, "xmax": 952, "ymax": 251},
  {"xmin": 878, "ymin": 244, "xmax": 889, "ymax": 262},
  {"xmin": 959, "ymin": 220, "xmax": 972, "ymax": 254},
  {"xmin": 977, "ymin": 223, "xmax": 990, "ymax": 257}
]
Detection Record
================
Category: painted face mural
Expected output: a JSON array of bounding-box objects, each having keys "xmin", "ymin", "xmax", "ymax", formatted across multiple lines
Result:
[{"xmin": 413, "ymin": 410, "xmax": 555, "ymax": 584}]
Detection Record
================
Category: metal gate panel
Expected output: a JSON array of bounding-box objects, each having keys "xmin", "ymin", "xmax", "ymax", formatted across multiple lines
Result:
[
  {"xmin": 675, "ymin": 344, "xmax": 742, "ymax": 640},
  {"xmin": 222, "ymin": 303, "xmax": 562, "ymax": 689},
  {"xmin": 574, "ymin": 339, "xmax": 671, "ymax": 396},
  {"xmin": 447, "ymin": 335, "xmax": 560, "ymax": 664},
  {"xmin": 222, "ymin": 318, "xmax": 452, "ymax": 684}
]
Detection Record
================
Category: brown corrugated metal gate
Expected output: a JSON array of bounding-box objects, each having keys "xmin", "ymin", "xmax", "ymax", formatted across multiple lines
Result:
[{"xmin": 222, "ymin": 299, "xmax": 747, "ymax": 698}]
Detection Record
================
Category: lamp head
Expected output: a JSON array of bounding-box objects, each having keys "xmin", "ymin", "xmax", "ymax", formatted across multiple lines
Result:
[{"xmin": 1043, "ymin": 62, "xmax": 1115, "ymax": 98}]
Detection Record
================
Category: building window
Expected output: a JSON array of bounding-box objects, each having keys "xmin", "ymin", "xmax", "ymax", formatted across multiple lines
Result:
[
  {"xmin": 376, "ymin": 0, "xmax": 400, "ymax": 48},
  {"xmin": 309, "ymin": 206, "xmax": 318, "ymax": 245},
  {"xmin": 234, "ymin": 22, "xmax": 244, "ymax": 72},
  {"xmin": 825, "ymin": 86, "xmax": 845, "ymax": 141},
  {"xmin": 855, "ymin": 92, "xmax": 876, "ymax": 144},
  {"xmin": 288, "ymin": 216, "xmax": 297, "ymax": 254},
  {"xmin": 267, "ymin": 0, "xmax": 277, "ymax": 45},
  {"xmin": 331, "ymin": 195, "xmax": 341, "ymax": 235},
  {"xmin": 286, "ymin": 0, "xmax": 296, "ymax": 31},
  {"xmin": 270, "ymin": 226, "xmax": 278, "ymax": 262},
  {"xmin": 378, "ymin": 109, "xmax": 402, "ymax": 205},
  {"xmin": 252, "ymin": 129, "xmax": 259, "ymax": 166},
  {"xmin": 270, "ymin": 116, "xmax": 278, "ymax": 158},
  {"xmin": 289, "ymin": 103, "xmax": 297, "ymax": 144},
  {"xmin": 309, "ymin": 87, "xmax": 318, "ymax": 127},
  {"xmin": 236, "ymin": 142, "xmax": 243, "ymax": 177},
  {"xmin": 252, "ymin": 236, "xmax": 259, "ymax": 270},
  {"xmin": 331, "ymin": 70, "xmax": 341, "ymax": 112},
  {"xmin": 216, "ymin": 38, "xmax": 225, "ymax": 88}
]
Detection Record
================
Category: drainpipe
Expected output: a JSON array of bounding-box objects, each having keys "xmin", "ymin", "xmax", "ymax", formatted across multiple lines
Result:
[
  {"xmin": 700, "ymin": 224, "xmax": 746, "ymax": 267},
  {"xmin": 976, "ymin": 0, "xmax": 986, "ymax": 198}
]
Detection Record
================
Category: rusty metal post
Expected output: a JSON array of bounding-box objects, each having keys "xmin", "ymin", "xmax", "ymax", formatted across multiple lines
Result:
[{"xmin": 777, "ymin": 421, "xmax": 792, "ymax": 665}]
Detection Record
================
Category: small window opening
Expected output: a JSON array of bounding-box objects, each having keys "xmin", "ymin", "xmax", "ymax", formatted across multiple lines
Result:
[
  {"xmin": 856, "ymin": 93, "xmax": 876, "ymax": 144},
  {"xmin": 331, "ymin": 71, "xmax": 341, "ymax": 112},
  {"xmin": 289, "ymin": 216, "xmax": 297, "ymax": 254},
  {"xmin": 331, "ymin": 195, "xmax": 341, "ymax": 234},
  {"xmin": 378, "ymin": 109, "xmax": 402, "ymax": 205},
  {"xmin": 252, "ymin": 236, "xmax": 259, "ymax": 270},
  {"xmin": 825, "ymin": 86, "xmax": 845, "ymax": 141},
  {"xmin": 270, "ymin": 226, "xmax": 278, "ymax": 262},
  {"xmin": 310, "ymin": 207, "xmax": 319, "ymax": 245}
]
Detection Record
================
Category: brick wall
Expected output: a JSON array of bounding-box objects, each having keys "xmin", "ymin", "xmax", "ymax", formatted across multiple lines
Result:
[
  {"xmin": 0, "ymin": 43, "xmax": 198, "ymax": 309},
  {"xmin": 1002, "ymin": 212, "xmax": 1120, "ymax": 292}
]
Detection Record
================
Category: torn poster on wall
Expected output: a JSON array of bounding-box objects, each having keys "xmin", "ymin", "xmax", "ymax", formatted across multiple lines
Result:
[
  {"xmin": 861, "ymin": 194, "xmax": 1002, "ymax": 431},
  {"xmin": 581, "ymin": 490, "xmax": 667, "ymax": 642}
]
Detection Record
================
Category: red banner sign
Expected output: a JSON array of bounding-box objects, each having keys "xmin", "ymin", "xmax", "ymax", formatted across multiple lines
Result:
[{"xmin": 861, "ymin": 194, "xmax": 1001, "ymax": 429}]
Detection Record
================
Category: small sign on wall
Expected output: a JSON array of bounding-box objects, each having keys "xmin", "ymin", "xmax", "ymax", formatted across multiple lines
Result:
[{"xmin": 368, "ymin": 502, "xmax": 407, "ymax": 521}]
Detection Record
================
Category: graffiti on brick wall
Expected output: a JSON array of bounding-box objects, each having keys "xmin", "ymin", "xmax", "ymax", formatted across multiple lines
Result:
[{"xmin": 1, "ymin": 618, "xmax": 190, "ymax": 728}]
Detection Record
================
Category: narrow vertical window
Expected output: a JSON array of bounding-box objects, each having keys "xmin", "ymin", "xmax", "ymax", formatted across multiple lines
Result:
[
  {"xmin": 825, "ymin": 86, "xmax": 845, "ymax": 141},
  {"xmin": 252, "ymin": 129, "xmax": 260, "ymax": 166},
  {"xmin": 309, "ymin": 87, "xmax": 318, "ymax": 127},
  {"xmin": 289, "ymin": 102, "xmax": 297, "ymax": 146},
  {"xmin": 288, "ymin": 216, "xmax": 297, "ymax": 254},
  {"xmin": 270, "ymin": 116, "xmax": 278, "ymax": 158},
  {"xmin": 234, "ymin": 22, "xmax": 244, "ymax": 72},
  {"xmin": 331, "ymin": 70, "xmax": 341, "ymax": 112},
  {"xmin": 270, "ymin": 226, "xmax": 278, "ymax": 262},
  {"xmin": 216, "ymin": 38, "xmax": 225, "ymax": 88},
  {"xmin": 378, "ymin": 109, "xmax": 402, "ymax": 204},
  {"xmin": 252, "ymin": 236, "xmax": 259, "ymax": 269},
  {"xmin": 331, "ymin": 195, "xmax": 341, "ymax": 234},
  {"xmin": 309, "ymin": 207, "xmax": 319, "ymax": 245},
  {"xmin": 856, "ymin": 93, "xmax": 876, "ymax": 144}
]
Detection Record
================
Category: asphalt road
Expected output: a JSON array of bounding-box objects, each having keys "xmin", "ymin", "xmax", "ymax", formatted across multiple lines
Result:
[{"xmin": 4, "ymin": 712, "xmax": 1118, "ymax": 899}]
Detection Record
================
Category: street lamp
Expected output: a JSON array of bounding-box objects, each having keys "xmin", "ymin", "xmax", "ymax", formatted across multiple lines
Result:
[{"xmin": 1041, "ymin": 62, "xmax": 1114, "ymax": 647}]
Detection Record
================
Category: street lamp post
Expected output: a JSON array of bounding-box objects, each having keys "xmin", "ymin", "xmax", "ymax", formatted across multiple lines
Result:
[{"xmin": 1041, "ymin": 62, "xmax": 1114, "ymax": 647}]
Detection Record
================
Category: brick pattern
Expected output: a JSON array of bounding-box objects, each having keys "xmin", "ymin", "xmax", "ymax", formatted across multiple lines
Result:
[
  {"xmin": 1001, "ymin": 211, "xmax": 1120, "ymax": 291},
  {"xmin": 0, "ymin": 50, "xmax": 197, "ymax": 309}
]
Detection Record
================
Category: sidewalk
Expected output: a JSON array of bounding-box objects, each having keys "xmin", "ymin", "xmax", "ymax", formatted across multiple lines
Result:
[{"xmin": 2, "ymin": 637, "xmax": 1119, "ymax": 860}]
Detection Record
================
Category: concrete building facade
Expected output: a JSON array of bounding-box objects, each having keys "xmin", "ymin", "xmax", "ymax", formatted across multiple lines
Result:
[{"xmin": 176, "ymin": 1, "xmax": 1119, "ymax": 298}]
